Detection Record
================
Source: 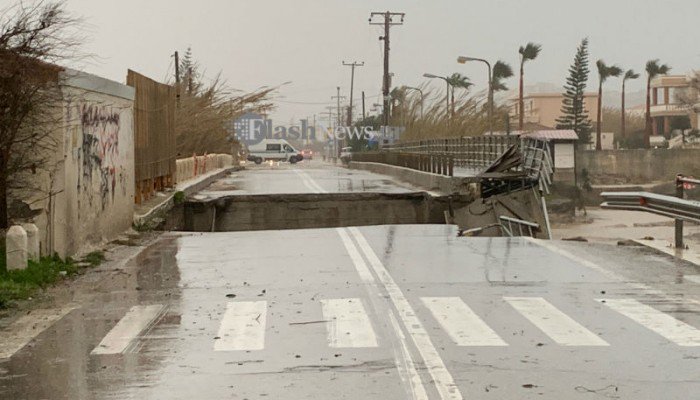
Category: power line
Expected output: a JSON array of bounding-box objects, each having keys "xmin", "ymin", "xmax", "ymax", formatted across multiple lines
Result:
[{"xmin": 369, "ymin": 11, "xmax": 405, "ymax": 127}]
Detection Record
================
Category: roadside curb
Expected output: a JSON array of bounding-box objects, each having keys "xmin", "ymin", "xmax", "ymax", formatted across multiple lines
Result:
[
  {"xmin": 633, "ymin": 238, "xmax": 700, "ymax": 267},
  {"xmin": 133, "ymin": 166, "xmax": 243, "ymax": 228}
]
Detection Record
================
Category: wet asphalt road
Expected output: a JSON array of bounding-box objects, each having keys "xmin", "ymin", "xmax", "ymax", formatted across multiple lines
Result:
[
  {"xmin": 193, "ymin": 160, "xmax": 421, "ymax": 199},
  {"xmin": 1, "ymin": 224, "xmax": 699, "ymax": 400}
]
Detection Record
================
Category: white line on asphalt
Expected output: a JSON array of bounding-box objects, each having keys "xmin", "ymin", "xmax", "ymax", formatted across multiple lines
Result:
[
  {"xmin": 92, "ymin": 304, "xmax": 166, "ymax": 355},
  {"xmin": 0, "ymin": 305, "xmax": 78, "ymax": 360},
  {"xmin": 337, "ymin": 228, "xmax": 429, "ymax": 399},
  {"xmin": 524, "ymin": 238, "xmax": 700, "ymax": 308},
  {"xmin": 214, "ymin": 301, "xmax": 267, "ymax": 351},
  {"xmin": 347, "ymin": 226, "xmax": 464, "ymax": 400},
  {"xmin": 321, "ymin": 298, "xmax": 378, "ymax": 348},
  {"xmin": 685, "ymin": 275, "xmax": 700, "ymax": 284},
  {"xmin": 422, "ymin": 297, "xmax": 507, "ymax": 347},
  {"xmin": 505, "ymin": 297, "xmax": 609, "ymax": 346},
  {"xmin": 388, "ymin": 310, "xmax": 430, "ymax": 400},
  {"xmin": 599, "ymin": 298, "xmax": 700, "ymax": 346},
  {"xmin": 337, "ymin": 228, "xmax": 375, "ymax": 282},
  {"xmin": 293, "ymin": 169, "xmax": 326, "ymax": 193}
]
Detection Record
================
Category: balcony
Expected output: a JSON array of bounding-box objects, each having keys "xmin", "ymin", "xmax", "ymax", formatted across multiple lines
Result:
[{"xmin": 649, "ymin": 103, "xmax": 689, "ymax": 117}]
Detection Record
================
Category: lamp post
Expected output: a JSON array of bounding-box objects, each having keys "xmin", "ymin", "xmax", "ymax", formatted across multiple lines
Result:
[
  {"xmin": 423, "ymin": 73, "xmax": 451, "ymax": 120},
  {"xmin": 457, "ymin": 56, "xmax": 492, "ymax": 135},
  {"xmin": 404, "ymin": 86, "xmax": 424, "ymax": 118}
]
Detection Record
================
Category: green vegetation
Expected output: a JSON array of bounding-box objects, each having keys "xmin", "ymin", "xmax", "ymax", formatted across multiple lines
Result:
[
  {"xmin": 557, "ymin": 38, "xmax": 593, "ymax": 146},
  {"xmin": 82, "ymin": 251, "xmax": 105, "ymax": 267},
  {"xmin": 518, "ymin": 42, "xmax": 542, "ymax": 130},
  {"xmin": 594, "ymin": 60, "xmax": 622, "ymax": 150},
  {"xmin": 173, "ymin": 191, "xmax": 185, "ymax": 204},
  {"xmin": 0, "ymin": 248, "xmax": 104, "ymax": 309}
]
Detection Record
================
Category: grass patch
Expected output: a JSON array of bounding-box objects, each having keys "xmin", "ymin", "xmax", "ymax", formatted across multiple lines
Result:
[
  {"xmin": 83, "ymin": 251, "xmax": 105, "ymax": 267},
  {"xmin": 173, "ymin": 191, "xmax": 185, "ymax": 205},
  {"xmin": 0, "ymin": 249, "xmax": 104, "ymax": 309}
]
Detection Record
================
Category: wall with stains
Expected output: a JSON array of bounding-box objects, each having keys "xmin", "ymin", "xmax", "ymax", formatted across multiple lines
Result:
[{"xmin": 50, "ymin": 71, "xmax": 135, "ymax": 257}]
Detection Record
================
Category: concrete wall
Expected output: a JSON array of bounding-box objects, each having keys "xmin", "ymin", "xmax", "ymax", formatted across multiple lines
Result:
[
  {"xmin": 577, "ymin": 148, "xmax": 700, "ymax": 183},
  {"xmin": 176, "ymin": 154, "xmax": 233, "ymax": 183},
  {"xmin": 29, "ymin": 71, "xmax": 136, "ymax": 257},
  {"xmin": 347, "ymin": 161, "xmax": 479, "ymax": 197}
]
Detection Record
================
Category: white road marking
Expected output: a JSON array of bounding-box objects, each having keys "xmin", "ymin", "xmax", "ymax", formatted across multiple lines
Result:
[
  {"xmin": 525, "ymin": 238, "xmax": 700, "ymax": 308},
  {"xmin": 337, "ymin": 228, "xmax": 375, "ymax": 282},
  {"xmin": 599, "ymin": 298, "xmax": 700, "ymax": 346},
  {"xmin": 388, "ymin": 310, "xmax": 430, "ymax": 400},
  {"xmin": 346, "ymin": 227, "xmax": 463, "ymax": 400},
  {"xmin": 685, "ymin": 275, "xmax": 700, "ymax": 284},
  {"xmin": 337, "ymin": 228, "xmax": 428, "ymax": 399},
  {"xmin": 0, "ymin": 305, "xmax": 77, "ymax": 360},
  {"xmin": 92, "ymin": 304, "xmax": 166, "ymax": 355},
  {"xmin": 293, "ymin": 169, "xmax": 326, "ymax": 193},
  {"xmin": 422, "ymin": 297, "xmax": 507, "ymax": 346},
  {"xmin": 321, "ymin": 298, "xmax": 378, "ymax": 348},
  {"xmin": 505, "ymin": 297, "xmax": 609, "ymax": 346},
  {"xmin": 214, "ymin": 301, "xmax": 267, "ymax": 351}
]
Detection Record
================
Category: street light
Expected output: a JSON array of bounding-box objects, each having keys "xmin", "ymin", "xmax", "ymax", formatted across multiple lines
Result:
[
  {"xmin": 423, "ymin": 73, "xmax": 450, "ymax": 119},
  {"xmin": 457, "ymin": 56, "xmax": 493, "ymax": 135},
  {"xmin": 404, "ymin": 86, "xmax": 424, "ymax": 118}
]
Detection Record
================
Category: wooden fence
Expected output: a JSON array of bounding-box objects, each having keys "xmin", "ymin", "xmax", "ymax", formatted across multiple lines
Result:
[{"xmin": 127, "ymin": 70, "xmax": 176, "ymax": 204}]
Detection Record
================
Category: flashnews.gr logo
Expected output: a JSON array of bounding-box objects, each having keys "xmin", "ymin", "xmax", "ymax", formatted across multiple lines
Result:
[
  {"xmin": 230, "ymin": 113, "xmax": 376, "ymax": 146},
  {"xmin": 231, "ymin": 112, "xmax": 266, "ymax": 145}
]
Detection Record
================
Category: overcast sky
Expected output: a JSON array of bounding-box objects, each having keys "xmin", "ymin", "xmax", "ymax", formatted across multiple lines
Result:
[{"xmin": 49, "ymin": 0, "xmax": 700, "ymax": 123}]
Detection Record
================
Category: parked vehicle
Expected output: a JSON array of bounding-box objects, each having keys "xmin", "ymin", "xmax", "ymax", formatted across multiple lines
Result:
[
  {"xmin": 301, "ymin": 149, "xmax": 313, "ymax": 160},
  {"xmin": 246, "ymin": 139, "xmax": 303, "ymax": 164},
  {"xmin": 339, "ymin": 146, "xmax": 353, "ymax": 164}
]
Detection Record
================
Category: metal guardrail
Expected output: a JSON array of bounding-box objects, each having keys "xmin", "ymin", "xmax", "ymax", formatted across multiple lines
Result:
[
  {"xmin": 601, "ymin": 174, "xmax": 700, "ymax": 248},
  {"xmin": 351, "ymin": 152, "xmax": 454, "ymax": 176}
]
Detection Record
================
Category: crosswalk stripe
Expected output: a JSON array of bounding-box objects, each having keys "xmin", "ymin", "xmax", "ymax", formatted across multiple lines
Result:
[
  {"xmin": 421, "ymin": 297, "xmax": 507, "ymax": 346},
  {"xmin": 321, "ymin": 298, "xmax": 378, "ymax": 348},
  {"xmin": 599, "ymin": 299, "xmax": 700, "ymax": 346},
  {"xmin": 505, "ymin": 297, "xmax": 609, "ymax": 346},
  {"xmin": 214, "ymin": 301, "xmax": 267, "ymax": 351},
  {"xmin": 92, "ymin": 304, "xmax": 166, "ymax": 355}
]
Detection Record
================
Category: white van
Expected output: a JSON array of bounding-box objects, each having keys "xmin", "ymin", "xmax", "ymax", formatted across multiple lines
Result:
[{"xmin": 246, "ymin": 139, "xmax": 303, "ymax": 164}]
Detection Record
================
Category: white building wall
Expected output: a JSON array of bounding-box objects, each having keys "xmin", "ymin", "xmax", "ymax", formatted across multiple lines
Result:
[{"xmin": 48, "ymin": 71, "xmax": 135, "ymax": 257}]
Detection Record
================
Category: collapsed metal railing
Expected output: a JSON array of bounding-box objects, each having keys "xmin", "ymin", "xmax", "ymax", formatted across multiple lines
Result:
[
  {"xmin": 379, "ymin": 136, "xmax": 554, "ymax": 193},
  {"xmin": 601, "ymin": 175, "xmax": 700, "ymax": 248}
]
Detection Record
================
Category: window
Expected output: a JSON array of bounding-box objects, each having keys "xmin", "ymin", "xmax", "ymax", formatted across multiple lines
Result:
[{"xmin": 266, "ymin": 143, "xmax": 281, "ymax": 151}]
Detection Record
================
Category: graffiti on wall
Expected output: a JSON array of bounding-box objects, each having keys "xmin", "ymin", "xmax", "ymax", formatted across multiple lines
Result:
[{"xmin": 77, "ymin": 103, "xmax": 124, "ymax": 210}]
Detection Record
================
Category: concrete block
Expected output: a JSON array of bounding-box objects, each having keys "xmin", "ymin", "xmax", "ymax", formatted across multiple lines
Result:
[
  {"xmin": 22, "ymin": 223, "xmax": 40, "ymax": 261},
  {"xmin": 6, "ymin": 225, "xmax": 28, "ymax": 271}
]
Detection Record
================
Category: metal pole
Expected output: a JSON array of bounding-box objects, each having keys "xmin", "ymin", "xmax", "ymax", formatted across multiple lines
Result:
[
  {"xmin": 486, "ymin": 61, "xmax": 493, "ymax": 136},
  {"xmin": 675, "ymin": 174, "xmax": 684, "ymax": 248}
]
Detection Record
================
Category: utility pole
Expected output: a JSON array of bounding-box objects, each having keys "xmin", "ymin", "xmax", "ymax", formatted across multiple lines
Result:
[
  {"xmin": 362, "ymin": 91, "xmax": 366, "ymax": 121},
  {"xmin": 342, "ymin": 61, "xmax": 364, "ymax": 126},
  {"xmin": 331, "ymin": 88, "xmax": 346, "ymax": 158},
  {"xmin": 370, "ymin": 11, "xmax": 405, "ymax": 129},
  {"xmin": 174, "ymin": 51, "xmax": 180, "ymax": 106},
  {"xmin": 332, "ymin": 87, "xmax": 345, "ymax": 127}
]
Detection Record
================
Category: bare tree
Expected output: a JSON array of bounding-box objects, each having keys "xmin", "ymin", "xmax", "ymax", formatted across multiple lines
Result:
[
  {"xmin": 0, "ymin": 1, "xmax": 81, "ymax": 229},
  {"xmin": 173, "ymin": 49, "xmax": 276, "ymax": 156}
]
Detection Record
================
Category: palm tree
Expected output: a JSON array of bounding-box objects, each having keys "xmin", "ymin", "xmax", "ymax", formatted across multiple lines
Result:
[
  {"xmin": 645, "ymin": 59, "xmax": 671, "ymax": 147},
  {"xmin": 446, "ymin": 73, "xmax": 472, "ymax": 117},
  {"xmin": 491, "ymin": 60, "xmax": 514, "ymax": 92},
  {"xmin": 620, "ymin": 69, "xmax": 639, "ymax": 140},
  {"xmin": 595, "ymin": 60, "xmax": 622, "ymax": 150},
  {"xmin": 518, "ymin": 42, "xmax": 542, "ymax": 130}
]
